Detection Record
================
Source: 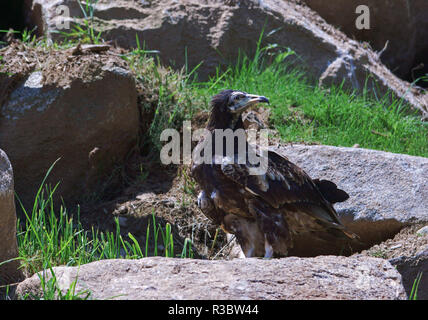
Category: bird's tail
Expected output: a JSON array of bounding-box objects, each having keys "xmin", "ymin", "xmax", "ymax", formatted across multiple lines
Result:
[{"xmin": 313, "ymin": 179, "xmax": 349, "ymax": 204}]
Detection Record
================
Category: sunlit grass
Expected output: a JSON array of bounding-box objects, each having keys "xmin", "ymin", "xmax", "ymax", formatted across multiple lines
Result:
[
  {"xmin": 9, "ymin": 161, "xmax": 194, "ymax": 299},
  {"xmin": 192, "ymin": 35, "xmax": 428, "ymax": 158}
]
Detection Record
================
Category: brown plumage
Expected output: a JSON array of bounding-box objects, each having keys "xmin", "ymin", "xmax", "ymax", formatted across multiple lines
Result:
[{"xmin": 191, "ymin": 90, "xmax": 356, "ymax": 258}]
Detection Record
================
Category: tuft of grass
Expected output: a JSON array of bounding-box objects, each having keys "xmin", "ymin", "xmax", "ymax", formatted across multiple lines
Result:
[
  {"xmin": 409, "ymin": 272, "xmax": 423, "ymax": 300},
  {"xmin": 121, "ymin": 36, "xmax": 202, "ymax": 154},
  {"xmin": 56, "ymin": 0, "xmax": 103, "ymax": 44},
  {"xmin": 192, "ymin": 34, "xmax": 428, "ymax": 158},
  {"xmin": 9, "ymin": 161, "xmax": 195, "ymax": 300},
  {"xmin": 14, "ymin": 162, "xmax": 194, "ymax": 283},
  {"xmin": 20, "ymin": 266, "xmax": 91, "ymax": 300},
  {"xmin": 368, "ymin": 248, "xmax": 388, "ymax": 260}
]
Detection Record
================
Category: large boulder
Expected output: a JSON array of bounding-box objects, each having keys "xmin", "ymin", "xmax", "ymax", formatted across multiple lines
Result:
[
  {"xmin": 24, "ymin": 0, "xmax": 428, "ymax": 119},
  {"xmin": 15, "ymin": 255, "xmax": 406, "ymax": 299},
  {"xmin": 0, "ymin": 149, "xmax": 24, "ymax": 286},
  {"xmin": 303, "ymin": 0, "xmax": 428, "ymax": 83},
  {"xmin": 0, "ymin": 43, "xmax": 139, "ymax": 209},
  {"xmin": 272, "ymin": 144, "xmax": 428, "ymax": 256}
]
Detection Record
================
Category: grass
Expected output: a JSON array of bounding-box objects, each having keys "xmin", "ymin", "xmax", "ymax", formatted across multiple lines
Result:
[
  {"xmin": 121, "ymin": 35, "xmax": 201, "ymax": 154},
  {"xmin": 192, "ymin": 34, "xmax": 428, "ymax": 158},
  {"xmin": 16, "ymin": 178, "xmax": 195, "ymax": 271},
  {"xmin": 4, "ymin": 20, "xmax": 426, "ymax": 158},
  {"xmin": 409, "ymin": 272, "xmax": 423, "ymax": 300},
  {"xmin": 55, "ymin": 0, "xmax": 102, "ymax": 44},
  {"xmin": 5, "ymin": 161, "xmax": 194, "ymax": 299}
]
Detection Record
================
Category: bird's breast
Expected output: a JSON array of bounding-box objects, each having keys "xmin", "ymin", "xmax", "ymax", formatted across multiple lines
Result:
[{"xmin": 210, "ymin": 187, "xmax": 249, "ymax": 217}]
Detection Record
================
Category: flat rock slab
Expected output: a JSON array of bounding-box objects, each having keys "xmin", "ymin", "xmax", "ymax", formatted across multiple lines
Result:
[{"xmin": 16, "ymin": 256, "xmax": 406, "ymax": 300}]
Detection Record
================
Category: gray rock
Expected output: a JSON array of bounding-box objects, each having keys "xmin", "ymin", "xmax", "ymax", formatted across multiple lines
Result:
[
  {"xmin": 273, "ymin": 144, "xmax": 428, "ymax": 256},
  {"xmin": 303, "ymin": 0, "xmax": 428, "ymax": 82},
  {"xmin": 0, "ymin": 45, "xmax": 139, "ymax": 209},
  {"xmin": 0, "ymin": 149, "xmax": 24, "ymax": 286},
  {"xmin": 416, "ymin": 226, "xmax": 428, "ymax": 237},
  {"xmin": 24, "ymin": 0, "xmax": 427, "ymax": 118},
  {"xmin": 15, "ymin": 256, "xmax": 406, "ymax": 300}
]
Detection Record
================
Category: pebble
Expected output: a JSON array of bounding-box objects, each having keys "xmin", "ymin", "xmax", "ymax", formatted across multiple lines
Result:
[
  {"xmin": 389, "ymin": 244, "xmax": 402, "ymax": 250},
  {"xmin": 416, "ymin": 226, "xmax": 428, "ymax": 236}
]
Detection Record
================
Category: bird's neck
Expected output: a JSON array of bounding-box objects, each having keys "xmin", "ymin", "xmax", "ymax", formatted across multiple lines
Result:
[
  {"xmin": 206, "ymin": 116, "xmax": 247, "ymax": 158},
  {"xmin": 207, "ymin": 113, "xmax": 244, "ymax": 131}
]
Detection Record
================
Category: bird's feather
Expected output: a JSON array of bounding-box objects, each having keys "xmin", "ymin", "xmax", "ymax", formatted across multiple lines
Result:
[{"xmin": 218, "ymin": 149, "xmax": 348, "ymax": 232}]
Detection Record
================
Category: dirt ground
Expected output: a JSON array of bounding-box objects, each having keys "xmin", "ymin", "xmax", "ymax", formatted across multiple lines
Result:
[
  {"xmin": 79, "ymin": 159, "xmax": 234, "ymax": 259},
  {"xmin": 358, "ymin": 223, "xmax": 428, "ymax": 260}
]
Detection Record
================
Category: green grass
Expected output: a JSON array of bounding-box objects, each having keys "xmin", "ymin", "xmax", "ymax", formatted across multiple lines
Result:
[
  {"xmin": 6, "ymin": 16, "xmax": 426, "ymax": 158},
  {"xmin": 121, "ymin": 35, "xmax": 201, "ymax": 154},
  {"xmin": 409, "ymin": 272, "xmax": 423, "ymax": 300},
  {"xmin": 192, "ymin": 37, "xmax": 428, "ymax": 158},
  {"xmin": 16, "ymin": 182, "xmax": 194, "ymax": 274},
  {"xmin": 6, "ymin": 161, "xmax": 194, "ymax": 299},
  {"xmin": 55, "ymin": 0, "xmax": 103, "ymax": 44}
]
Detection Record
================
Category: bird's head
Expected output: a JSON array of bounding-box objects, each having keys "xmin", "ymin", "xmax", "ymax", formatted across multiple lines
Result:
[{"xmin": 207, "ymin": 89, "xmax": 269, "ymax": 130}]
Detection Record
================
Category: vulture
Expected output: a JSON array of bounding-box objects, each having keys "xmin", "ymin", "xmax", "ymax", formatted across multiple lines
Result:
[{"xmin": 191, "ymin": 89, "xmax": 356, "ymax": 258}]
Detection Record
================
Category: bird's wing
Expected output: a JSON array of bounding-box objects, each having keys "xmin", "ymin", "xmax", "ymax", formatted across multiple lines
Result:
[{"xmin": 218, "ymin": 148, "xmax": 347, "ymax": 232}]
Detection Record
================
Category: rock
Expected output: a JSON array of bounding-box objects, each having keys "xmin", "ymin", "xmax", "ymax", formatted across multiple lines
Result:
[
  {"xmin": 390, "ymin": 249, "xmax": 428, "ymax": 300},
  {"xmin": 15, "ymin": 255, "xmax": 406, "ymax": 300},
  {"xmin": 416, "ymin": 226, "xmax": 428, "ymax": 237},
  {"xmin": 0, "ymin": 44, "xmax": 139, "ymax": 209},
  {"xmin": 0, "ymin": 149, "xmax": 24, "ymax": 286},
  {"xmin": 273, "ymin": 144, "xmax": 428, "ymax": 256},
  {"xmin": 24, "ymin": 0, "xmax": 427, "ymax": 118},
  {"xmin": 303, "ymin": 0, "xmax": 428, "ymax": 83}
]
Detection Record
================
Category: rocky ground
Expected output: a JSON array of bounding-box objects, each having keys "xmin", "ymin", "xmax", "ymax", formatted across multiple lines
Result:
[{"xmin": 361, "ymin": 224, "xmax": 428, "ymax": 260}]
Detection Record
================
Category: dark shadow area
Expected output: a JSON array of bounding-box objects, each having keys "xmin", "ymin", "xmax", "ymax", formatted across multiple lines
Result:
[
  {"xmin": 390, "ymin": 251, "xmax": 428, "ymax": 300},
  {"xmin": 405, "ymin": 48, "xmax": 428, "ymax": 88},
  {"xmin": 0, "ymin": 0, "xmax": 26, "ymax": 32},
  {"xmin": 288, "ymin": 213, "xmax": 405, "ymax": 257}
]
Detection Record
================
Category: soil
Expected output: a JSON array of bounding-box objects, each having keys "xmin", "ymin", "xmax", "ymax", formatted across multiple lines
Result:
[
  {"xmin": 79, "ymin": 159, "xmax": 234, "ymax": 260},
  {"xmin": 358, "ymin": 223, "xmax": 428, "ymax": 260},
  {"xmin": 0, "ymin": 41, "xmax": 129, "ymax": 85}
]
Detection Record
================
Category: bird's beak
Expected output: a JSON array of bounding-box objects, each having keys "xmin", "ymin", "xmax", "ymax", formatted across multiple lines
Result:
[{"xmin": 229, "ymin": 94, "xmax": 270, "ymax": 113}]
